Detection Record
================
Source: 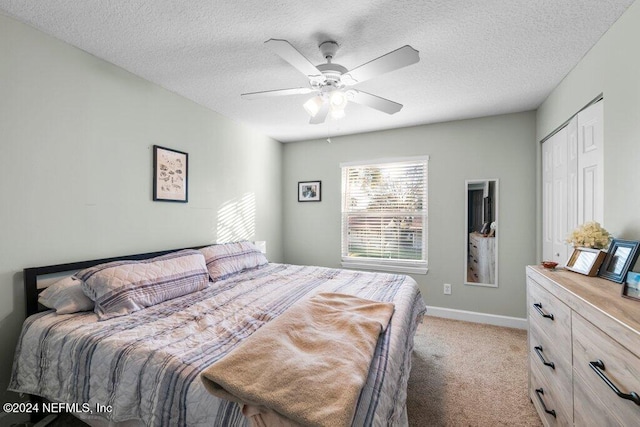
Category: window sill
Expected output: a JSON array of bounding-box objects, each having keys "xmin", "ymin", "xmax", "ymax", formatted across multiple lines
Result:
[{"xmin": 340, "ymin": 260, "xmax": 428, "ymax": 275}]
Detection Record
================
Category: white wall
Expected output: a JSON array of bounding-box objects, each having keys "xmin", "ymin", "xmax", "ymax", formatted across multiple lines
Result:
[
  {"xmin": 0, "ymin": 14, "xmax": 283, "ymax": 406},
  {"xmin": 283, "ymin": 111, "xmax": 537, "ymax": 319},
  {"xmin": 536, "ymin": 0, "xmax": 640, "ymax": 260}
]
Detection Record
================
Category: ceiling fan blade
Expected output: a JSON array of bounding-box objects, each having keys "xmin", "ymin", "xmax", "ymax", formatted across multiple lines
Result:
[
  {"xmin": 241, "ymin": 87, "xmax": 315, "ymax": 100},
  {"xmin": 309, "ymin": 101, "xmax": 330, "ymax": 125},
  {"xmin": 343, "ymin": 45, "xmax": 419, "ymax": 85},
  {"xmin": 350, "ymin": 90, "xmax": 403, "ymax": 114},
  {"xmin": 265, "ymin": 39, "xmax": 325, "ymax": 81}
]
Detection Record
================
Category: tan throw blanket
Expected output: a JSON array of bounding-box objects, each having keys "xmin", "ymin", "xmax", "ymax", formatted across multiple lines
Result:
[{"xmin": 200, "ymin": 292, "xmax": 395, "ymax": 427}]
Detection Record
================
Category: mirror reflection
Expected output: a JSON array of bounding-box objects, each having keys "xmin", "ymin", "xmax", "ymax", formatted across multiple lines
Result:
[{"xmin": 465, "ymin": 179, "xmax": 498, "ymax": 287}]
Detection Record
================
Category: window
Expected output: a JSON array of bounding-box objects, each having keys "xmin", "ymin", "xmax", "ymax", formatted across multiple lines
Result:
[{"xmin": 341, "ymin": 156, "xmax": 428, "ymax": 274}]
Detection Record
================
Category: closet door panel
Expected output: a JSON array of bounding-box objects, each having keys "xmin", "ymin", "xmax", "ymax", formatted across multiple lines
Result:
[
  {"xmin": 542, "ymin": 139, "xmax": 554, "ymax": 262},
  {"xmin": 567, "ymin": 117, "xmax": 579, "ymax": 235},
  {"xmin": 552, "ymin": 127, "xmax": 569, "ymax": 265},
  {"xmin": 577, "ymin": 101, "xmax": 604, "ymax": 225}
]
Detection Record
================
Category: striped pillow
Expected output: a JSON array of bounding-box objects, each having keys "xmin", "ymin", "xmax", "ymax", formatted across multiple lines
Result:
[
  {"xmin": 200, "ymin": 241, "xmax": 268, "ymax": 282},
  {"xmin": 77, "ymin": 249, "xmax": 208, "ymax": 320}
]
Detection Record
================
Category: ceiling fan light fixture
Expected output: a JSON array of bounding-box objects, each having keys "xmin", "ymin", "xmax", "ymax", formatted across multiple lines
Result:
[
  {"xmin": 244, "ymin": 39, "xmax": 420, "ymax": 125},
  {"xmin": 327, "ymin": 89, "xmax": 348, "ymax": 120},
  {"xmin": 303, "ymin": 96, "xmax": 324, "ymax": 117},
  {"xmin": 329, "ymin": 90, "xmax": 348, "ymax": 110},
  {"xmin": 329, "ymin": 108, "xmax": 346, "ymax": 120}
]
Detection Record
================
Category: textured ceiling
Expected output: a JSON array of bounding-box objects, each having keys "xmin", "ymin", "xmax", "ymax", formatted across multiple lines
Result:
[{"xmin": 0, "ymin": 0, "xmax": 634, "ymax": 142}]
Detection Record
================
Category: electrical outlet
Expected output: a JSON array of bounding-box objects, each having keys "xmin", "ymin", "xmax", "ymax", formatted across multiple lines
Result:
[{"xmin": 444, "ymin": 283, "xmax": 452, "ymax": 295}]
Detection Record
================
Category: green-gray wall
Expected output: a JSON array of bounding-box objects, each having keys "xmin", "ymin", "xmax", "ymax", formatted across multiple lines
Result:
[
  {"xmin": 536, "ymin": 0, "xmax": 640, "ymax": 258},
  {"xmin": 0, "ymin": 14, "xmax": 283, "ymax": 406},
  {"xmin": 282, "ymin": 111, "xmax": 537, "ymax": 319}
]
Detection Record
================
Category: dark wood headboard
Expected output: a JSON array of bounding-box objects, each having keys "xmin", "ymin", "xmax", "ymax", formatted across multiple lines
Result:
[{"xmin": 23, "ymin": 245, "xmax": 208, "ymax": 317}]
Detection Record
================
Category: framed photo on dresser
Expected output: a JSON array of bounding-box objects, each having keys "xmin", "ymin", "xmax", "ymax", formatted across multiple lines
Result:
[
  {"xmin": 565, "ymin": 247, "xmax": 606, "ymax": 276},
  {"xmin": 598, "ymin": 239, "xmax": 640, "ymax": 283},
  {"xmin": 622, "ymin": 272, "xmax": 640, "ymax": 301}
]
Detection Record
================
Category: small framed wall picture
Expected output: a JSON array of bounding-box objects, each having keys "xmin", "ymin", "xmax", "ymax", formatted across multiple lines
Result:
[
  {"xmin": 153, "ymin": 145, "xmax": 188, "ymax": 202},
  {"xmin": 298, "ymin": 180, "xmax": 321, "ymax": 202},
  {"xmin": 598, "ymin": 239, "xmax": 640, "ymax": 283},
  {"xmin": 623, "ymin": 272, "xmax": 640, "ymax": 301}
]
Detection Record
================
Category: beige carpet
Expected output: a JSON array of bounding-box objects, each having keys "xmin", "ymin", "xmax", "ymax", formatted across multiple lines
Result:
[{"xmin": 407, "ymin": 315, "xmax": 542, "ymax": 427}]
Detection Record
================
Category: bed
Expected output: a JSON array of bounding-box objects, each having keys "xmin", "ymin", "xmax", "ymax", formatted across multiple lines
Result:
[{"xmin": 10, "ymin": 242, "xmax": 426, "ymax": 426}]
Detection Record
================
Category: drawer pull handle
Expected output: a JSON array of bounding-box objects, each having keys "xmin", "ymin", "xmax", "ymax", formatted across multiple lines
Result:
[
  {"xmin": 533, "ymin": 303, "xmax": 554, "ymax": 320},
  {"xmin": 534, "ymin": 346, "xmax": 555, "ymax": 369},
  {"xmin": 589, "ymin": 360, "xmax": 640, "ymax": 406},
  {"xmin": 534, "ymin": 388, "xmax": 557, "ymax": 418}
]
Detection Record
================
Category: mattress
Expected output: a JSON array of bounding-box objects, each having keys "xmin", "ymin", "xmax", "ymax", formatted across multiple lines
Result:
[{"xmin": 10, "ymin": 263, "xmax": 426, "ymax": 426}]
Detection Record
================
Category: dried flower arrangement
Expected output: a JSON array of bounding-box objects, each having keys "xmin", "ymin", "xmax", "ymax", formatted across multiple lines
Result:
[{"xmin": 566, "ymin": 221, "xmax": 611, "ymax": 249}]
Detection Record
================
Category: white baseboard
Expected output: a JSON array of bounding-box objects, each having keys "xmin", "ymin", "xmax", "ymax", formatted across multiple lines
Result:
[{"xmin": 425, "ymin": 305, "xmax": 528, "ymax": 330}]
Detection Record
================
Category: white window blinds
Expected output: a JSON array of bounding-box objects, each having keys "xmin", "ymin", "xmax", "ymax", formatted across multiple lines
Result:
[{"xmin": 341, "ymin": 157, "xmax": 428, "ymax": 274}]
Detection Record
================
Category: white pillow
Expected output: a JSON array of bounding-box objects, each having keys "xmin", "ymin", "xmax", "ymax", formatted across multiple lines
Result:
[{"xmin": 38, "ymin": 276, "xmax": 94, "ymax": 314}]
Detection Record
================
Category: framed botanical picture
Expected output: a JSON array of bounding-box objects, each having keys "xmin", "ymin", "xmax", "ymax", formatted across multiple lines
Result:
[
  {"xmin": 623, "ymin": 272, "xmax": 640, "ymax": 301},
  {"xmin": 598, "ymin": 239, "xmax": 640, "ymax": 283},
  {"xmin": 153, "ymin": 145, "xmax": 188, "ymax": 203},
  {"xmin": 298, "ymin": 180, "xmax": 321, "ymax": 202}
]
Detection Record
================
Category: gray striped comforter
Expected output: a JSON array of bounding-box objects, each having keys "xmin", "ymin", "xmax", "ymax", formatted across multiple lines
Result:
[{"xmin": 10, "ymin": 263, "xmax": 426, "ymax": 426}]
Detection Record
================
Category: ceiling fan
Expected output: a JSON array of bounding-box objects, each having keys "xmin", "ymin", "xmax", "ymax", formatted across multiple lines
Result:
[{"xmin": 241, "ymin": 39, "xmax": 420, "ymax": 124}]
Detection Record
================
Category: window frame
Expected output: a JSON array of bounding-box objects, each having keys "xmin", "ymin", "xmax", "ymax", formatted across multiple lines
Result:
[{"xmin": 340, "ymin": 156, "xmax": 429, "ymax": 275}]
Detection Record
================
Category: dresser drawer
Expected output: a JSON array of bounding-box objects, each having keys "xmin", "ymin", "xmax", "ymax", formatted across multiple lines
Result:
[
  {"xmin": 530, "ymin": 360, "xmax": 571, "ymax": 426},
  {"xmin": 527, "ymin": 277, "xmax": 571, "ymax": 349},
  {"xmin": 469, "ymin": 241, "xmax": 479, "ymax": 258},
  {"xmin": 529, "ymin": 307, "xmax": 572, "ymax": 371},
  {"xmin": 529, "ymin": 320, "xmax": 572, "ymax": 416},
  {"xmin": 572, "ymin": 313, "xmax": 640, "ymax": 426},
  {"xmin": 574, "ymin": 372, "xmax": 622, "ymax": 426}
]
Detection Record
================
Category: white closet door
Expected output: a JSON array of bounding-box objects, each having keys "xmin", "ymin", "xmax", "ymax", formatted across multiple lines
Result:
[
  {"xmin": 552, "ymin": 126, "xmax": 569, "ymax": 264},
  {"xmin": 542, "ymin": 139, "xmax": 553, "ymax": 261},
  {"xmin": 541, "ymin": 101, "xmax": 599, "ymax": 265},
  {"xmin": 542, "ymin": 126, "xmax": 572, "ymax": 264},
  {"xmin": 577, "ymin": 101, "xmax": 604, "ymax": 224},
  {"xmin": 567, "ymin": 117, "xmax": 579, "ymax": 234}
]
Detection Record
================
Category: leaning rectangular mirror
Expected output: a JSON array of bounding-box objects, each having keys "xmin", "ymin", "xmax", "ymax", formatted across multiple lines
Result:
[{"xmin": 465, "ymin": 179, "xmax": 498, "ymax": 287}]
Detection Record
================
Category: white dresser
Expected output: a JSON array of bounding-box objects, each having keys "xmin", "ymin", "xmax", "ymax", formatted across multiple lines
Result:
[
  {"xmin": 526, "ymin": 266, "xmax": 640, "ymax": 426},
  {"xmin": 468, "ymin": 232, "xmax": 495, "ymax": 283}
]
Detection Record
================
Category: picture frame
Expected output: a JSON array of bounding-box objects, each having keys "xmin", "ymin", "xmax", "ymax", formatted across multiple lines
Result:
[
  {"xmin": 298, "ymin": 180, "xmax": 321, "ymax": 202},
  {"xmin": 483, "ymin": 196, "xmax": 492, "ymax": 223},
  {"xmin": 565, "ymin": 247, "xmax": 606, "ymax": 276},
  {"xmin": 598, "ymin": 239, "xmax": 640, "ymax": 283},
  {"xmin": 479, "ymin": 222, "xmax": 490, "ymax": 235},
  {"xmin": 153, "ymin": 145, "xmax": 188, "ymax": 203},
  {"xmin": 622, "ymin": 272, "xmax": 640, "ymax": 301}
]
